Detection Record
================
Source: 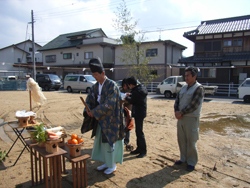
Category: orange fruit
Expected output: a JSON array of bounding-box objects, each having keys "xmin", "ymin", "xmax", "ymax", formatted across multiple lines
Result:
[
  {"xmin": 57, "ymin": 125, "xmax": 61, "ymax": 127},
  {"xmin": 78, "ymin": 138, "xmax": 84, "ymax": 144},
  {"xmin": 71, "ymin": 139, "xmax": 78, "ymax": 145},
  {"xmin": 68, "ymin": 139, "xmax": 72, "ymax": 144},
  {"xmin": 71, "ymin": 133, "xmax": 78, "ymax": 140}
]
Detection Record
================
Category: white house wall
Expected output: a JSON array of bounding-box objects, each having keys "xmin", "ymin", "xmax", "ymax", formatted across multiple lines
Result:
[
  {"xmin": 43, "ymin": 45, "xmax": 104, "ymax": 66},
  {"xmin": 114, "ymin": 42, "xmax": 182, "ymax": 66},
  {"xmin": 144, "ymin": 42, "xmax": 165, "ymax": 65},
  {"xmin": 0, "ymin": 47, "xmax": 27, "ymax": 72},
  {"xmin": 0, "ymin": 48, "xmax": 15, "ymax": 70},
  {"xmin": 82, "ymin": 37, "xmax": 117, "ymax": 45},
  {"xmin": 172, "ymin": 47, "xmax": 182, "ymax": 65},
  {"xmin": 90, "ymin": 31, "xmax": 105, "ymax": 37},
  {"xmin": 113, "ymin": 41, "xmax": 184, "ymax": 81},
  {"xmin": 16, "ymin": 41, "xmax": 43, "ymax": 62},
  {"xmin": 103, "ymin": 47, "xmax": 113, "ymax": 64},
  {"xmin": 115, "ymin": 43, "xmax": 166, "ymax": 66}
]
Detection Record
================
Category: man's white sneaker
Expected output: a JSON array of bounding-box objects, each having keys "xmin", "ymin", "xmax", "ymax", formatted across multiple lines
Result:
[
  {"xmin": 96, "ymin": 164, "xmax": 108, "ymax": 171},
  {"xmin": 104, "ymin": 163, "xmax": 117, "ymax": 175}
]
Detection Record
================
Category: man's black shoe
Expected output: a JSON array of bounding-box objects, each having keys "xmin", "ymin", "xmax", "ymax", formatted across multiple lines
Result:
[
  {"xmin": 187, "ymin": 165, "xmax": 195, "ymax": 171},
  {"xmin": 136, "ymin": 153, "xmax": 146, "ymax": 158},
  {"xmin": 175, "ymin": 160, "xmax": 183, "ymax": 165},
  {"xmin": 130, "ymin": 150, "xmax": 140, "ymax": 155}
]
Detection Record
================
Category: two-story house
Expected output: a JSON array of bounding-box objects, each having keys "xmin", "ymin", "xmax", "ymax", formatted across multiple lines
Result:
[
  {"xmin": 38, "ymin": 28, "xmax": 116, "ymax": 79},
  {"xmin": 114, "ymin": 40, "xmax": 186, "ymax": 81},
  {"xmin": 179, "ymin": 15, "xmax": 250, "ymax": 84},
  {"xmin": 38, "ymin": 28, "xmax": 186, "ymax": 81},
  {"xmin": 0, "ymin": 39, "xmax": 42, "ymax": 78}
]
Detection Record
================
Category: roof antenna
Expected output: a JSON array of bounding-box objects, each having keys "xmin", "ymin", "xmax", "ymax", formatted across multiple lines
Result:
[{"xmin": 157, "ymin": 28, "xmax": 162, "ymax": 41}]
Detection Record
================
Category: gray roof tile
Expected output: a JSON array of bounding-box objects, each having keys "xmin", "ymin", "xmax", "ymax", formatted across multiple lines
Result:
[
  {"xmin": 38, "ymin": 28, "xmax": 106, "ymax": 51},
  {"xmin": 184, "ymin": 15, "xmax": 250, "ymax": 37}
]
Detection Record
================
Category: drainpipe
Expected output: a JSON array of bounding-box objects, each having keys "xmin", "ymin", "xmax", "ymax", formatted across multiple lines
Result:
[{"xmin": 164, "ymin": 42, "xmax": 167, "ymax": 78}]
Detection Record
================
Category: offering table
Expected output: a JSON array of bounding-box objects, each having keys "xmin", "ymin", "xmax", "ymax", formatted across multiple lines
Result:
[
  {"xmin": 25, "ymin": 140, "xmax": 67, "ymax": 188},
  {"xmin": 7, "ymin": 121, "xmax": 35, "ymax": 166},
  {"xmin": 62, "ymin": 145, "xmax": 90, "ymax": 188}
]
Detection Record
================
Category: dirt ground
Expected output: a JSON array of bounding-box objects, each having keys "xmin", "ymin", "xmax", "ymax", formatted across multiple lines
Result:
[{"xmin": 0, "ymin": 91, "xmax": 250, "ymax": 188}]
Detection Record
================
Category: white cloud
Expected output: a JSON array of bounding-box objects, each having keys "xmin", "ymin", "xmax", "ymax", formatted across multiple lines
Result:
[{"xmin": 0, "ymin": 0, "xmax": 250, "ymax": 57}]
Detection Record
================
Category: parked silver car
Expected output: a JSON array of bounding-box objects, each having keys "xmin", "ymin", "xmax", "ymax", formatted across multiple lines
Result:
[{"xmin": 64, "ymin": 74, "xmax": 96, "ymax": 93}]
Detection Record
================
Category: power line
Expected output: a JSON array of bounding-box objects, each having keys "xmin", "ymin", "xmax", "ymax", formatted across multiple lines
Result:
[
  {"xmin": 30, "ymin": 0, "xmax": 198, "ymax": 45},
  {"xmin": 141, "ymin": 25, "xmax": 197, "ymax": 34},
  {"xmin": 34, "ymin": 2, "xmax": 77, "ymax": 14},
  {"xmin": 34, "ymin": 0, "xmax": 145, "ymax": 20},
  {"xmin": 139, "ymin": 20, "xmax": 200, "ymax": 30}
]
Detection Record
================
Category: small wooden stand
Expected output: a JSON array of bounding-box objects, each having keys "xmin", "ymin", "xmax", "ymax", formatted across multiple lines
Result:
[
  {"xmin": 45, "ymin": 139, "xmax": 61, "ymax": 153},
  {"xmin": 25, "ymin": 140, "xmax": 67, "ymax": 188},
  {"xmin": 63, "ymin": 146, "xmax": 90, "ymax": 188},
  {"xmin": 65, "ymin": 143, "xmax": 84, "ymax": 157},
  {"xmin": 58, "ymin": 134, "xmax": 67, "ymax": 147},
  {"xmin": 16, "ymin": 116, "xmax": 29, "ymax": 127}
]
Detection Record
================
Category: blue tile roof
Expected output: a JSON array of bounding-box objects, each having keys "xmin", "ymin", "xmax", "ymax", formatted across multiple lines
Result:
[{"xmin": 184, "ymin": 15, "xmax": 250, "ymax": 39}]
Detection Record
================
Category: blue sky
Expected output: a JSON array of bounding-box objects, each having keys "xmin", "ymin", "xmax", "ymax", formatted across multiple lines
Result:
[{"xmin": 0, "ymin": 0, "xmax": 250, "ymax": 57}]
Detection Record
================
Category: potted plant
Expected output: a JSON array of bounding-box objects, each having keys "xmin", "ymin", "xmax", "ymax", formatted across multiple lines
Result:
[
  {"xmin": 0, "ymin": 148, "xmax": 8, "ymax": 165},
  {"xmin": 31, "ymin": 123, "xmax": 46, "ymax": 147}
]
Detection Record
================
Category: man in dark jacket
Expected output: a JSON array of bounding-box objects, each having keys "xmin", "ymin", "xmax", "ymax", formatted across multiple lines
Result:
[{"xmin": 125, "ymin": 76, "xmax": 148, "ymax": 158}]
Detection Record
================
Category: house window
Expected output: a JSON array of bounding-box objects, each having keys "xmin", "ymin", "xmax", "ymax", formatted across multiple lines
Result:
[
  {"xmin": 195, "ymin": 41, "xmax": 221, "ymax": 52},
  {"xmin": 63, "ymin": 53, "xmax": 72, "ymax": 59},
  {"xmin": 46, "ymin": 55, "xmax": 56, "ymax": 63},
  {"xmin": 195, "ymin": 42, "xmax": 204, "ymax": 52},
  {"xmin": 213, "ymin": 41, "xmax": 221, "ymax": 51},
  {"xmin": 146, "ymin": 49, "xmax": 158, "ymax": 57},
  {"xmin": 204, "ymin": 42, "xmax": 212, "ymax": 51},
  {"xmin": 233, "ymin": 39, "xmax": 242, "ymax": 46},
  {"xmin": 76, "ymin": 53, "xmax": 79, "ymax": 56},
  {"xmin": 224, "ymin": 40, "xmax": 232, "ymax": 47},
  {"xmin": 29, "ymin": 48, "xmax": 33, "ymax": 52},
  {"xmin": 84, "ymin": 52, "xmax": 93, "ymax": 59},
  {"xmin": 199, "ymin": 68, "xmax": 216, "ymax": 78},
  {"xmin": 150, "ymin": 70, "xmax": 157, "ymax": 75},
  {"xmin": 17, "ymin": 58, "xmax": 21, "ymax": 63},
  {"xmin": 27, "ymin": 57, "xmax": 31, "ymax": 62}
]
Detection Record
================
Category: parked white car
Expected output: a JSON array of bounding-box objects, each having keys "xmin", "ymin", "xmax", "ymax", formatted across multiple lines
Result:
[
  {"xmin": 237, "ymin": 78, "xmax": 250, "ymax": 103},
  {"xmin": 0, "ymin": 75, "xmax": 17, "ymax": 81},
  {"xmin": 156, "ymin": 76, "xmax": 218, "ymax": 98},
  {"xmin": 64, "ymin": 74, "xmax": 96, "ymax": 93}
]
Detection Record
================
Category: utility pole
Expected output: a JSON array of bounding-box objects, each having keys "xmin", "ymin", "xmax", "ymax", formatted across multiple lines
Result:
[{"xmin": 31, "ymin": 10, "xmax": 36, "ymax": 81}]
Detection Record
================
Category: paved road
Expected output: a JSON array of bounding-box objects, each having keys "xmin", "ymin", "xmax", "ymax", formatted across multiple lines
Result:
[
  {"xmin": 147, "ymin": 93, "xmax": 245, "ymax": 104},
  {"xmin": 54, "ymin": 89, "xmax": 247, "ymax": 104}
]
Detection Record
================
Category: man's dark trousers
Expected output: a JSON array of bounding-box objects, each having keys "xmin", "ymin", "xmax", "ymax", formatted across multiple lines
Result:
[{"xmin": 135, "ymin": 117, "xmax": 147, "ymax": 154}]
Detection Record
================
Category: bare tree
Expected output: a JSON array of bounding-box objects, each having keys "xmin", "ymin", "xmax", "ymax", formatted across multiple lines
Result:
[{"xmin": 112, "ymin": 0, "xmax": 159, "ymax": 84}]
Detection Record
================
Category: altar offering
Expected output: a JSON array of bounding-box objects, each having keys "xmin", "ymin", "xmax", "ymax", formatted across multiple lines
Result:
[
  {"xmin": 66, "ymin": 134, "xmax": 84, "ymax": 157},
  {"xmin": 65, "ymin": 142, "xmax": 84, "ymax": 157},
  {"xmin": 15, "ymin": 110, "xmax": 36, "ymax": 127},
  {"xmin": 45, "ymin": 126, "xmax": 67, "ymax": 153}
]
